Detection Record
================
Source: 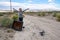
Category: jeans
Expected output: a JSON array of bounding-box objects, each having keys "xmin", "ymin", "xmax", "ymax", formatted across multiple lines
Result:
[{"xmin": 19, "ymin": 17, "xmax": 23, "ymax": 22}]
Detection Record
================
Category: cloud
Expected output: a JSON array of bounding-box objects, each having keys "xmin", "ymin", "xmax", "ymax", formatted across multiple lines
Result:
[
  {"xmin": 27, "ymin": 0, "xmax": 32, "ymax": 3},
  {"xmin": 48, "ymin": 0, "xmax": 52, "ymax": 2},
  {"xmin": 0, "ymin": 1, "xmax": 60, "ymax": 10},
  {"xmin": 0, "ymin": 2, "xmax": 25, "ymax": 6},
  {"xmin": 48, "ymin": 0, "xmax": 55, "ymax": 2},
  {"xmin": 48, "ymin": 0, "xmax": 53, "ymax": 2},
  {"xmin": 0, "ymin": 0, "xmax": 9, "ymax": 2},
  {"xmin": 48, "ymin": 0, "xmax": 56, "ymax": 6}
]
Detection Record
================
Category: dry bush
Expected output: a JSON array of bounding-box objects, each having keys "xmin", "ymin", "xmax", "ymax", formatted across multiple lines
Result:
[
  {"xmin": 1, "ymin": 17, "xmax": 13, "ymax": 27},
  {"xmin": 56, "ymin": 13, "xmax": 60, "ymax": 21},
  {"xmin": 53, "ymin": 13, "xmax": 57, "ymax": 17},
  {"xmin": 12, "ymin": 14, "xmax": 18, "ymax": 21}
]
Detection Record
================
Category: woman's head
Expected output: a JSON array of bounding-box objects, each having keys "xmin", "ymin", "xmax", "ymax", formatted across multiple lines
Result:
[{"xmin": 19, "ymin": 8, "xmax": 22, "ymax": 12}]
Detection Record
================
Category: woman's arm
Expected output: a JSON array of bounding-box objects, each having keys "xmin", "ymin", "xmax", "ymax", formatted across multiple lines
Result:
[
  {"xmin": 23, "ymin": 8, "xmax": 29, "ymax": 12},
  {"xmin": 13, "ymin": 8, "xmax": 18, "ymax": 12}
]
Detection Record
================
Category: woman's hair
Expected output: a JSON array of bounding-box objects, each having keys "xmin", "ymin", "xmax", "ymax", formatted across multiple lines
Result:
[{"xmin": 19, "ymin": 8, "xmax": 22, "ymax": 12}]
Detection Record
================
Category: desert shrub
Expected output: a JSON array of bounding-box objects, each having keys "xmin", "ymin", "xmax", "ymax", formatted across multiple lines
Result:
[
  {"xmin": 56, "ymin": 13, "xmax": 60, "ymax": 21},
  {"xmin": 0, "ymin": 12, "xmax": 12, "ymax": 16},
  {"xmin": 48, "ymin": 12, "xmax": 52, "ymax": 15},
  {"xmin": 12, "ymin": 14, "xmax": 18, "ymax": 20},
  {"xmin": 0, "ymin": 13, "xmax": 4, "ymax": 16},
  {"xmin": 38, "ymin": 13, "xmax": 41, "ymax": 16},
  {"xmin": 41, "ymin": 12, "xmax": 45, "ymax": 16},
  {"xmin": 1, "ymin": 17, "xmax": 13, "ymax": 27},
  {"xmin": 4, "ymin": 12, "xmax": 14, "ymax": 16},
  {"xmin": 53, "ymin": 13, "xmax": 57, "ymax": 17}
]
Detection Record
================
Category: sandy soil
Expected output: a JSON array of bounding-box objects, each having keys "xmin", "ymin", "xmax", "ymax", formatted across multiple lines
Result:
[
  {"xmin": 13, "ymin": 15, "xmax": 60, "ymax": 40},
  {"xmin": 0, "ymin": 27, "xmax": 15, "ymax": 40}
]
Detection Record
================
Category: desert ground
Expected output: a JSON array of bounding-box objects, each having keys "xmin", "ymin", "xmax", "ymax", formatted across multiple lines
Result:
[{"xmin": 12, "ymin": 15, "xmax": 60, "ymax": 40}]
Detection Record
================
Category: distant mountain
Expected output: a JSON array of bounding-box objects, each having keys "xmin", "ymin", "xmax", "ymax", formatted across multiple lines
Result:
[
  {"xmin": 0, "ymin": 10, "xmax": 12, "ymax": 12},
  {"xmin": 0, "ymin": 9, "xmax": 60, "ymax": 12},
  {"xmin": 27, "ymin": 9, "xmax": 60, "ymax": 12}
]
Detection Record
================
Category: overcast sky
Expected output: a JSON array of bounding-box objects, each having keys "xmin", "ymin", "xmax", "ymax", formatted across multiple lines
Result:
[{"xmin": 0, "ymin": 0, "xmax": 60, "ymax": 10}]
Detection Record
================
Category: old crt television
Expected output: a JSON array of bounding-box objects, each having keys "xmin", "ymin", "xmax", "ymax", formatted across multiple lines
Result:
[{"xmin": 12, "ymin": 21, "xmax": 23, "ymax": 31}]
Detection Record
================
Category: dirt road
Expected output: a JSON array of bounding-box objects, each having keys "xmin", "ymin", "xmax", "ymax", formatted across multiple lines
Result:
[{"xmin": 13, "ymin": 15, "xmax": 60, "ymax": 40}]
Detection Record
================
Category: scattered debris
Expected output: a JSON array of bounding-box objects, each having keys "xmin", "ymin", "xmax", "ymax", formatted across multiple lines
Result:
[
  {"xmin": 7, "ymin": 29, "xmax": 14, "ymax": 33},
  {"xmin": 22, "ymin": 26, "xmax": 25, "ymax": 28},
  {"xmin": 9, "ymin": 35, "xmax": 13, "ymax": 38},
  {"xmin": 39, "ymin": 30, "xmax": 45, "ymax": 36}
]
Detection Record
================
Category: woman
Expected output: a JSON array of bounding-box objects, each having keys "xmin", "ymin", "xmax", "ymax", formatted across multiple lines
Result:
[{"xmin": 13, "ymin": 8, "xmax": 29, "ymax": 21}]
